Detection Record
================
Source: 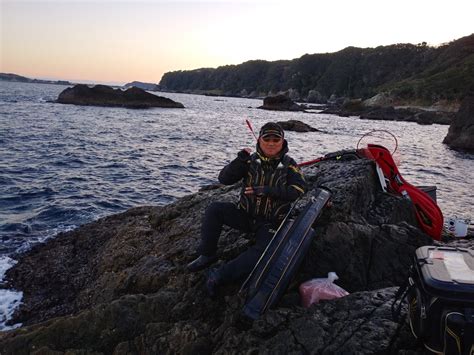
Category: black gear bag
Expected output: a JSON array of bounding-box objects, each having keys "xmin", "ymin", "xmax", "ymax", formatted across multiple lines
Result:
[
  {"xmin": 240, "ymin": 188, "xmax": 331, "ymax": 320},
  {"xmin": 392, "ymin": 246, "xmax": 474, "ymax": 354}
]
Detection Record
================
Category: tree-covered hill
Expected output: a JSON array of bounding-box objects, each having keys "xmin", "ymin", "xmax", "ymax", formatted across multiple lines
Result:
[{"xmin": 159, "ymin": 34, "xmax": 474, "ymax": 104}]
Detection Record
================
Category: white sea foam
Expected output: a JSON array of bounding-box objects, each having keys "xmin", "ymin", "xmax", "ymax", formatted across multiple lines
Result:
[
  {"xmin": 0, "ymin": 256, "xmax": 23, "ymax": 331},
  {"xmin": 0, "ymin": 256, "xmax": 17, "ymax": 281}
]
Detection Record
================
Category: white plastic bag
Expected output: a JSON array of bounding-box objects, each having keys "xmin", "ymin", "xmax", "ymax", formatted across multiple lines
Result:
[{"xmin": 299, "ymin": 272, "xmax": 349, "ymax": 308}]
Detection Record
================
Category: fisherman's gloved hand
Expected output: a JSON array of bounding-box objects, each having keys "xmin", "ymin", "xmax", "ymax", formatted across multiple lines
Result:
[
  {"xmin": 244, "ymin": 186, "xmax": 270, "ymax": 196},
  {"xmin": 237, "ymin": 148, "xmax": 252, "ymax": 162}
]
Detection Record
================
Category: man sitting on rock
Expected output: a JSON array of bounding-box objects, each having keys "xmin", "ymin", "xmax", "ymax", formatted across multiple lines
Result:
[{"xmin": 187, "ymin": 122, "xmax": 306, "ymax": 296}]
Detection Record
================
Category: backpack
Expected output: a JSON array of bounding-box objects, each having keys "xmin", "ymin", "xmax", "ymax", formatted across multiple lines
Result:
[{"xmin": 392, "ymin": 246, "xmax": 474, "ymax": 354}]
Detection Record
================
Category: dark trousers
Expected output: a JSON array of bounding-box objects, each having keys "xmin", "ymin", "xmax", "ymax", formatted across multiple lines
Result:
[{"xmin": 197, "ymin": 202, "xmax": 274, "ymax": 282}]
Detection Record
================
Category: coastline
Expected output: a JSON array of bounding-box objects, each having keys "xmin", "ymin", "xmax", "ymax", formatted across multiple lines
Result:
[{"xmin": 2, "ymin": 156, "xmax": 472, "ymax": 353}]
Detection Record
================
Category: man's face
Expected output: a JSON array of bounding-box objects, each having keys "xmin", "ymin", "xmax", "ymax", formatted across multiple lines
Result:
[{"xmin": 259, "ymin": 135, "xmax": 284, "ymax": 158}]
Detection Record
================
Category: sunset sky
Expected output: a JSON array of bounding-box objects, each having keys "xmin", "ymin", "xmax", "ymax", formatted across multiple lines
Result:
[{"xmin": 1, "ymin": 0, "xmax": 473, "ymax": 85}]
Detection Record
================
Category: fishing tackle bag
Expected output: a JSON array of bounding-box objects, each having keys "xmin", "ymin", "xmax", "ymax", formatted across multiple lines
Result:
[
  {"xmin": 240, "ymin": 188, "xmax": 331, "ymax": 319},
  {"xmin": 393, "ymin": 246, "xmax": 474, "ymax": 354}
]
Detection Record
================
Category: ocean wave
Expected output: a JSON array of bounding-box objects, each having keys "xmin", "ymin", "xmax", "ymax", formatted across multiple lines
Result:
[{"xmin": 0, "ymin": 256, "xmax": 23, "ymax": 331}]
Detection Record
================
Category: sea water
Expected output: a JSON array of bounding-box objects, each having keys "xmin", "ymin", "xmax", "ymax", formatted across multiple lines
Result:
[{"xmin": 0, "ymin": 81, "xmax": 473, "ymax": 329}]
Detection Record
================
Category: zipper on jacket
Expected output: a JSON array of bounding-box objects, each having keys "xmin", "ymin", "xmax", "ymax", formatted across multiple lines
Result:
[{"xmin": 256, "ymin": 168, "xmax": 266, "ymax": 216}]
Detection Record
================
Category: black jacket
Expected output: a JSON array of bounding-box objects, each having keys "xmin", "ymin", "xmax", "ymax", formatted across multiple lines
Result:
[{"xmin": 218, "ymin": 140, "xmax": 306, "ymax": 223}]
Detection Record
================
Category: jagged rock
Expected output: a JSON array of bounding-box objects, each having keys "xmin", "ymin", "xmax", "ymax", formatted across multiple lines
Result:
[
  {"xmin": 57, "ymin": 84, "xmax": 184, "ymax": 109},
  {"xmin": 414, "ymin": 111, "xmax": 454, "ymax": 125},
  {"xmin": 342, "ymin": 98, "xmax": 364, "ymax": 112},
  {"xmin": 259, "ymin": 94, "xmax": 306, "ymax": 111},
  {"xmin": 1, "ymin": 157, "xmax": 436, "ymax": 353},
  {"xmin": 443, "ymin": 95, "xmax": 474, "ymax": 151},
  {"xmin": 360, "ymin": 107, "xmax": 417, "ymax": 121},
  {"xmin": 363, "ymin": 92, "xmax": 395, "ymax": 107},
  {"xmin": 306, "ymin": 90, "xmax": 325, "ymax": 104},
  {"xmin": 276, "ymin": 120, "xmax": 319, "ymax": 132}
]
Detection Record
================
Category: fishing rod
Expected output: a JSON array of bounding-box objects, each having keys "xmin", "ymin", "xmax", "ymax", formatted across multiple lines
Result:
[
  {"xmin": 245, "ymin": 118, "xmax": 258, "ymax": 141},
  {"xmin": 297, "ymin": 150, "xmax": 361, "ymax": 167}
]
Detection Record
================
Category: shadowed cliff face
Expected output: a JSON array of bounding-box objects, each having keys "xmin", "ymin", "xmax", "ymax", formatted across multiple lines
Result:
[
  {"xmin": 443, "ymin": 95, "xmax": 474, "ymax": 152},
  {"xmin": 1, "ymin": 157, "xmax": 446, "ymax": 354}
]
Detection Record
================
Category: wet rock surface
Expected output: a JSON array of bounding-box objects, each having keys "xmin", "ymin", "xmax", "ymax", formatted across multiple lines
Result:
[
  {"xmin": 1, "ymin": 157, "xmax": 450, "ymax": 354},
  {"xmin": 443, "ymin": 95, "xmax": 474, "ymax": 152},
  {"xmin": 57, "ymin": 84, "xmax": 184, "ymax": 109}
]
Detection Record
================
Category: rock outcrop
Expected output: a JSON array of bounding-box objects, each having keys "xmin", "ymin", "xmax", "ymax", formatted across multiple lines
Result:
[
  {"xmin": 277, "ymin": 120, "xmax": 319, "ymax": 132},
  {"xmin": 317, "ymin": 96, "xmax": 454, "ymax": 125},
  {"xmin": 123, "ymin": 81, "xmax": 160, "ymax": 91},
  {"xmin": 443, "ymin": 96, "xmax": 474, "ymax": 151},
  {"xmin": 321, "ymin": 103, "xmax": 454, "ymax": 125},
  {"xmin": 259, "ymin": 94, "xmax": 306, "ymax": 111},
  {"xmin": 2, "ymin": 156, "xmax": 444, "ymax": 354},
  {"xmin": 360, "ymin": 107, "xmax": 453, "ymax": 125},
  {"xmin": 57, "ymin": 84, "xmax": 184, "ymax": 109}
]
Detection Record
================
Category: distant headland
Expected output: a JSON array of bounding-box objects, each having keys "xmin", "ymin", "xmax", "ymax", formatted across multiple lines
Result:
[
  {"xmin": 0, "ymin": 73, "xmax": 163, "ymax": 93},
  {"xmin": 0, "ymin": 73, "xmax": 72, "ymax": 86}
]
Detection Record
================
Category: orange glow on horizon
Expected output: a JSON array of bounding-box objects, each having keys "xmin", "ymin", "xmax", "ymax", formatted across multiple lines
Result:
[{"xmin": 1, "ymin": 0, "xmax": 473, "ymax": 85}]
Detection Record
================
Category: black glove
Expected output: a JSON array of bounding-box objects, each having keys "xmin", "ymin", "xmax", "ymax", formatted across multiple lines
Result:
[
  {"xmin": 237, "ymin": 149, "xmax": 251, "ymax": 162},
  {"xmin": 251, "ymin": 186, "xmax": 270, "ymax": 196}
]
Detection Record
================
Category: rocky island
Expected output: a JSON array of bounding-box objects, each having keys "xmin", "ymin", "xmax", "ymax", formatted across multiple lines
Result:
[
  {"xmin": 3, "ymin": 153, "xmax": 473, "ymax": 354},
  {"xmin": 57, "ymin": 84, "xmax": 184, "ymax": 109},
  {"xmin": 276, "ymin": 120, "xmax": 320, "ymax": 132},
  {"xmin": 259, "ymin": 94, "xmax": 306, "ymax": 111}
]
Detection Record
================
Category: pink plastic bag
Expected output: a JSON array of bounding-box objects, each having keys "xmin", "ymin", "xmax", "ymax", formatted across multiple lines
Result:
[{"xmin": 299, "ymin": 272, "xmax": 349, "ymax": 308}]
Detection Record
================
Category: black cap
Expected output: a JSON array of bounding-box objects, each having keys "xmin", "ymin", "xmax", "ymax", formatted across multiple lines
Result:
[{"xmin": 259, "ymin": 122, "xmax": 284, "ymax": 139}]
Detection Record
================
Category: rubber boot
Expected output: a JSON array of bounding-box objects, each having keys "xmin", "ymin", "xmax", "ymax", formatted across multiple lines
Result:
[{"xmin": 187, "ymin": 254, "xmax": 218, "ymax": 272}]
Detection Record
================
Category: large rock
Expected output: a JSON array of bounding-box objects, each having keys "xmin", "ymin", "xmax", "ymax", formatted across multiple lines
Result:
[
  {"xmin": 1, "ymin": 156, "xmax": 439, "ymax": 353},
  {"xmin": 443, "ymin": 96, "xmax": 474, "ymax": 151},
  {"xmin": 413, "ymin": 111, "xmax": 453, "ymax": 125},
  {"xmin": 276, "ymin": 120, "xmax": 320, "ymax": 132},
  {"xmin": 57, "ymin": 84, "xmax": 184, "ymax": 109},
  {"xmin": 259, "ymin": 94, "xmax": 306, "ymax": 111}
]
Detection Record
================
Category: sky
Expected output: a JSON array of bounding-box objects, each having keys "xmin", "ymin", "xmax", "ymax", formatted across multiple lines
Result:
[{"xmin": 1, "ymin": 0, "xmax": 473, "ymax": 85}]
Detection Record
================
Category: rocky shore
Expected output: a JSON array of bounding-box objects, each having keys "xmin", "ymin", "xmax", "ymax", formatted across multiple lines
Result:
[
  {"xmin": 258, "ymin": 94, "xmax": 456, "ymax": 126},
  {"xmin": 259, "ymin": 93, "xmax": 474, "ymax": 151},
  {"xmin": 57, "ymin": 84, "xmax": 184, "ymax": 109},
  {"xmin": 320, "ymin": 100, "xmax": 455, "ymax": 125},
  {"xmin": 1, "ymin": 155, "xmax": 473, "ymax": 354}
]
